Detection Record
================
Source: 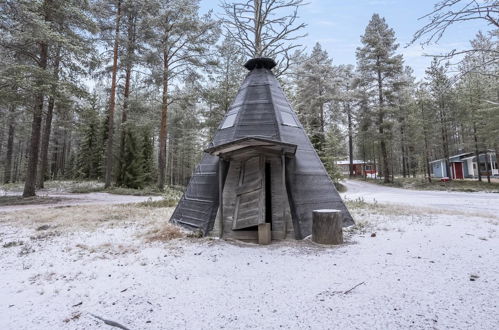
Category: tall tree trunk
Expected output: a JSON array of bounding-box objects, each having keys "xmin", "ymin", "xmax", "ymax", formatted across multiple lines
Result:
[
  {"xmin": 117, "ymin": 9, "xmax": 136, "ymax": 186},
  {"xmin": 472, "ymin": 121, "xmax": 482, "ymax": 182},
  {"xmin": 253, "ymin": 0, "xmax": 262, "ymax": 57},
  {"xmin": 376, "ymin": 58, "xmax": 390, "ymax": 183},
  {"xmin": 0, "ymin": 117, "xmax": 4, "ymax": 165},
  {"xmin": 158, "ymin": 50, "xmax": 169, "ymax": 190},
  {"xmin": 14, "ymin": 140, "xmax": 23, "ymax": 182},
  {"xmin": 485, "ymin": 152, "xmax": 491, "ymax": 183},
  {"xmin": 37, "ymin": 46, "xmax": 61, "ymax": 188},
  {"xmin": 23, "ymin": 40, "xmax": 49, "ymax": 197},
  {"xmin": 400, "ymin": 122, "xmax": 407, "ymax": 178},
  {"xmin": 319, "ymin": 100, "xmax": 325, "ymax": 153},
  {"xmin": 104, "ymin": 0, "xmax": 122, "ymax": 188},
  {"xmin": 347, "ymin": 102, "xmax": 353, "ymax": 177},
  {"xmin": 420, "ymin": 100, "xmax": 432, "ymax": 183},
  {"xmin": 3, "ymin": 105, "xmax": 16, "ymax": 184},
  {"xmin": 438, "ymin": 97, "xmax": 451, "ymax": 180}
]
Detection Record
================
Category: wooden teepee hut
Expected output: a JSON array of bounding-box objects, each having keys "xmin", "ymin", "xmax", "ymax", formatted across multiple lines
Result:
[{"xmin": 170, "ymin": 58, "xmax": 353, "ymax": 241}]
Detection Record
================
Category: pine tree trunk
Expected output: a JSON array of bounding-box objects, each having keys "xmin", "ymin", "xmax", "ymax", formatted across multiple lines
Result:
[
  {"xmin": 400, "ymin": 123, "xmax": 406, "ymax": 178},
  {"xmin": 117, "ymin": 10, "xmax": 136, "ymax": 186},
  {"xmin": 485, "ymin": 152, "xmax": 491, "ymax": 183},
  {"xmin": 14, "ymin": 140, "xmax": 23, "ymax": 183},
  {"xmin": 347, "ymin": 102, "xmax": 353, "ymax": 177},
  {"xmin": 158, "ymin": 50, "xmax": 169, "ymax": 190},
  {"xmin": 473, "ymin": 121, "xmax": 482, "ymax": 182},
  {"xmin": 37, "ymin": 46, "xmax": 61, "ymax": 188},
  {"xmin": 0, "ymin": 119, "xmax": 4, "ymax": 166},
  {"xmin": 319, "ymin": 91, "xmax": 325, "ymax": 153},
  {"xmin": 104, "ymin": 0, "xmax": 122, "ymax": 188},
  {"xmin": 438, "ymin": 98, "xmax": 451, "ymax": 180},
  {"xmin": 376, "ymin": 59, "xmax": 390, "ymax": 183},
  {"xmin": 420, "ymin": 100, "xmax": 432, "ymax": 183},
  {"xmin": 3, "ymin": 105, "xmax": 16, "ymax": 184},
  {"xmin": 23, "ymin": 40, "xmax": 49, "ymax": 197}
]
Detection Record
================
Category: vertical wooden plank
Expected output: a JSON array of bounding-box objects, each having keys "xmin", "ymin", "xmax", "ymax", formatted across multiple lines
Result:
[
  {"xmin": 281, "ymin": 153, "xmax": 286, "ymax": 235},
  {"xmin": 218, "ymin": 159, "xmax": 224, "ymax": 236},
  {"xmin": 258, "ymin": 223, "xmax": 271, "ymax": 245},
  {"xmin": 259, "ymin": 155, "xmax": 265, "ymax": 225}
]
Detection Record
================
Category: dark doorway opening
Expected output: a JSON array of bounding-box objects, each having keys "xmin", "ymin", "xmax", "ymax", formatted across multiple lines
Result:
[{"xmin": 265, "ymin": 162, "xmax": 272, "ymax": 227}]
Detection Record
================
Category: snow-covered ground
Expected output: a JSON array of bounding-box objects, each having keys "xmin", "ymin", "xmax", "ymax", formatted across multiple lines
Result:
[
  {"xmin": 0, "ymin": 181, "xmax": 497, "ymax": 329},
  {"xmin": 342, "ymin": 179, "xmax": 499, "ymax": 216}
]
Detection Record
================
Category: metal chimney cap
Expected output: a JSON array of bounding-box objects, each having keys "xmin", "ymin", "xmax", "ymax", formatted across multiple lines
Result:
[{"xmin": 244, "ymin": 57, "xmax": 277, "ymax": 71}]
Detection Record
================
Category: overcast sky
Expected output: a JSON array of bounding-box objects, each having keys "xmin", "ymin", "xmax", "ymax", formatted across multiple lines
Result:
[{"xmin": 200, "ymin": 0, "xmax": 491, "ymax": 79}]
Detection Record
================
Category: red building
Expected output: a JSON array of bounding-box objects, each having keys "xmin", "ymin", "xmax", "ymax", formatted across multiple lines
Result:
[{"xmin": 336, "ymin": 160, "xmax": 376, "ymax": 177}]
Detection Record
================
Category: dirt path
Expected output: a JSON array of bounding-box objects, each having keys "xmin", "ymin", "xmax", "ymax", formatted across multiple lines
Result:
[
  {"xmin": 341, "ymin": 179, "xmax": 499, "ymax": 216},
  {"xmin": 0, "ymin": 192, "xmax": 163, "ymax": 213}
]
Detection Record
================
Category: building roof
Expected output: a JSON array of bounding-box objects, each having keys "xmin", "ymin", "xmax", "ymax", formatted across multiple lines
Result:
[{"xmin": 431, "ymin": 150, "xmax": 497, "ymax": 163}]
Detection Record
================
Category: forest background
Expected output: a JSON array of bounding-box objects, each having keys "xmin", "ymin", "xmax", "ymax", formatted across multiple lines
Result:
[{"xmin": 0, "ymin": 0, "xmax": 497, "ymax": 196}]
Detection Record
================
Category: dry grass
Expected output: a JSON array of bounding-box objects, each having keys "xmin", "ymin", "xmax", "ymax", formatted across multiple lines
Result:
[
  {"xmin": 0, "ymin": 203, "xmax": 193, "ymax": 245},
  {"xmin": 144, "ymin": 223, "xmax": 186, "ymax": 242},
  {"xmin": 360, "ymin": 177, "xmax": 499, "ymax": 193},
  {"xmin": 346, "ymin": 197, "xmax": 499, "ymax": 220},
  {"xmin": 0, "ymin": 203, "xmax": 175, "ymax": 233},
  {"xmin": 0, "ymin": 196, "xmax": 63, "ymax": 207}
]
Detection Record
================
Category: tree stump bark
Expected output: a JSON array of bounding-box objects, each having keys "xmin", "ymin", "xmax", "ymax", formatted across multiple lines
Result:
[{"xmin": 312, "ymin": 209, "xmax": 343, "ymax": 245}]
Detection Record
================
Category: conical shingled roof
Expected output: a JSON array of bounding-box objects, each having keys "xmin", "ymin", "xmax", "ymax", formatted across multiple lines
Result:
[
  {"xmin": 210, "ymin": 65, "xmax": 282, "ymax": 148},
  {"xmin": 170, "ymin": 58, "xmax": 353, "ymax": 238}
]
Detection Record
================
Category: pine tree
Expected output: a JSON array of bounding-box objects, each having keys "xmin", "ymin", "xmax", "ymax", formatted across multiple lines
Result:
[
  {"xmin": 141, "ymin": 127, "xmax": 154, "ymax": 185},
  {"xmin": 0, "ymin": 0, "xmax": 97, "ymax": 195},
  {"xmin": 425, "ymin": 59, "xmax": 454, "ymax": 180},
  {"xmin": 120, "ymin": 127, "xmax": 144, "ymax": 189},
  {"xmin": 294, "ymin": 43, "xmax": 336, "ymax": 155},
  {"xmin": 336, "ymin": 64, "xmax": 357, "ymax": 177},
  {"xmin": 202, "ymin": 37, "xmax": 246, "ymax": 138},
  {"xmin": 143, "ymin": 0, "xmax": 219, "ymax": 190},
  {"xmin": 356, "ymin": 14, "xmax": 403, "ymax": 183}
]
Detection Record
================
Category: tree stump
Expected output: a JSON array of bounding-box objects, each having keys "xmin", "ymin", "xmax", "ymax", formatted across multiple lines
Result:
[
  {"xmin": 258, "ymin": 223, "xmax": 271, "ymax": 245},
  {"xmin": 312, "ymin": 209, "xmax": 343, "ymax": 245}
]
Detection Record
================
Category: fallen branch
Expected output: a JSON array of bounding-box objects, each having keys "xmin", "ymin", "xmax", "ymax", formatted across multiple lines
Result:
[
  {"xmin": 90, "ymin": 313, "xmax": 130, "ymax": 330},
  {"xmin": 344, "ymin": 281, "xmax": 365, "ymax": 295}
]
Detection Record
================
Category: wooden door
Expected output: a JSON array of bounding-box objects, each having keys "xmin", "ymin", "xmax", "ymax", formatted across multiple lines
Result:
[
  {"xmin": 455, "ymin": 162, "xmax": 463, "ymax": 179},
  {"xmin": 232, "ymin": 156, "xmax": 265, "ymax": 230}
]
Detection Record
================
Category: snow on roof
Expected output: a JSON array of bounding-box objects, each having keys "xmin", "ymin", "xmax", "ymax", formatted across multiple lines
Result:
[{"xmin": 450, "ymin": 152, "xmax": 474, "ymax": 159}]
